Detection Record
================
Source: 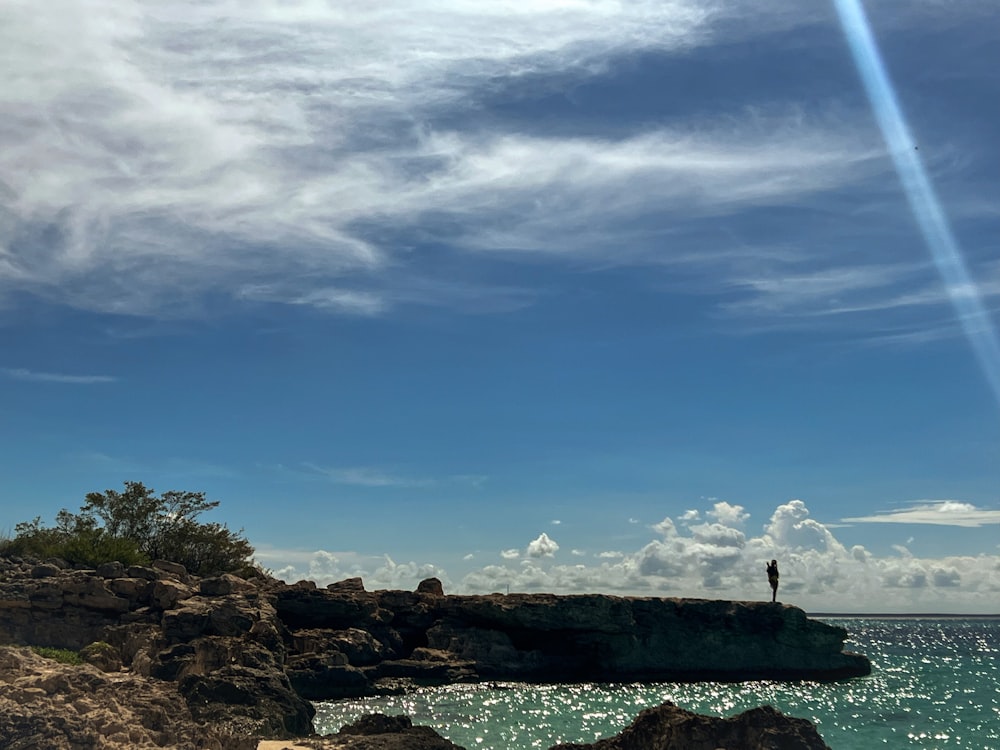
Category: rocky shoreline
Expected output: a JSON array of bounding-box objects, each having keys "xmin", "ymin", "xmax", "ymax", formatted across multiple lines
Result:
[{"xmin": 0, "ymin": 556, "xmax": 865, "ymax": 748}]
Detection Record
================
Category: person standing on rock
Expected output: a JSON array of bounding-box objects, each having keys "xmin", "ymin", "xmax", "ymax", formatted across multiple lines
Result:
[{"xmin": 766, "ymin": 559, "xmax": 779, "ymax": 602}]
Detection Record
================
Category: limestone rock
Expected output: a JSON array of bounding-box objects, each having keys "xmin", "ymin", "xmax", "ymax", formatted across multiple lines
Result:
[
  {"xmin": 416, "ymin": 577, "xmax": 444, "ymax": 596},
  {"xmin": 330, "ymin": 713, "xmax": 467, "ymax": 749},
  {"xmin": 80, "ymin": 640, "xmax": 122, "ymax": 673},
  {"xmin": 30, "ymin": 563, "xmax": 61, "ymax": 578},
  {"xmin": 201, "ymin": 572, "xmax": 254, "ymax": 597},
  {"xmin": 548, "ymin": 701, "xmax": 831, "ymax": 750},
  {"xmin": 328, "ymin": 577, "xmax": 366, "ymax": 593},
  {"xmin": 179, "ymin": 664, "xmax": 315, "ymax": 739},
  {"xmin": 152, "ymin": 559, "xmax": 190, "ymax": 581},
  {"xmin": 151, "ymin": 579, "xmax": 195, "ymax": 610},
  {"xmin": 96, "ymin": 561, "xmax": 126, "ymax": 579},
  {"xmin": 0, "ymin": 645, "xmax": 249, "ymax": 749}
]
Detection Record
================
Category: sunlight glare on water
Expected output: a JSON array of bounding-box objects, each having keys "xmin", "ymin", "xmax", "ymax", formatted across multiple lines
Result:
[{"xmin": 313, "ymin": 619, "xmax": 1000, "ymax": 750}]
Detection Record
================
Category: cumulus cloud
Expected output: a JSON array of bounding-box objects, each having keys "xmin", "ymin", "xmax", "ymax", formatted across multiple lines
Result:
[
  {"xmin": 843, "ymin": 501, "xmax": 1000, "ymax": 528},
  {"xmin": 652, "ymin": 517, "xmax": 679, "ymax": 537},
  {"xmin": 259, "ymin": 496, "xmax": 1000, "ymax": 612},
  {"xmin": 764, "ymin": 499, "xmax": 846, "ymax": 554},
  {"xmin": 526, "ymin": 532, "xmax": 560, "ymax": 558},
  {"xmin": 706, "ymin": 501, "xmax": 749, "ymax": 527}
]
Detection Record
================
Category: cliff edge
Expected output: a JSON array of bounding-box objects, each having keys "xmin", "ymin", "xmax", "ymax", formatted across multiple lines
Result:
[{"xmin": 0, "ymin": 558, "xmax": 869, "ymax": 744}]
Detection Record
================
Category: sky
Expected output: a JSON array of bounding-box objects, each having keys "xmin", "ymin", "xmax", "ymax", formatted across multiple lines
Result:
[{"xmin": 1, "ymin": 0, "xmax": 999, "ymax": 614}]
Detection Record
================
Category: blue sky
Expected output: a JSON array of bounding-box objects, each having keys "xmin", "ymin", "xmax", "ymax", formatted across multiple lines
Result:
[{"xmin": 1, "ymin": 0, "xmax": 999, "ymax": 612}]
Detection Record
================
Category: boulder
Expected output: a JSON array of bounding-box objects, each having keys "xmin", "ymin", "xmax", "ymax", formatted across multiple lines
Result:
[
  {"xmin": 416, "ymin": 577, "xmax": 445, "ymax": 596},
  {"xmin": 179, "ymin": 664, "xmax": 315, "ymax": 739},
  {"xmin": 152, "ymin": 559, "xmax": 190, "ymax": 581},
  {"xmin": 30, "ymin": 563, "xmax": 61, "ymax": 579},
  {"xmin": 151, "ymin": 579, "xmax": 195, "ymax": 610},
  {"xmin": 549, "ymin": 701, "xmax": 831, "ymax": 750},
  {"xmin": 330, "ymin": 713, "xmax": 467, "ymax": 749},
  {"xmin": 79, "ymin": 641, "xmax": 122, "ymax": 673},
  {"xmin": 328, "ymin": 576, "xmax": 366, "ymax": 593},
  {"xmin": 201, "ymin": 573, "xmax": 254, "ymax": 597},
  {"xmin": 127, "ymin": 565, "xmax": 159, "ymax": 580},
  {"xmin": 95, "ymin": 561, "xmax": 126, "ymax": 579}
]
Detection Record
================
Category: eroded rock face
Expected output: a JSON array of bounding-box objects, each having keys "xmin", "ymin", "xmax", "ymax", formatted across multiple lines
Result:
[
  {"xmin": 0, "ymin": 558, "xmax": 864, "ymax": 747},
  {"xmin": 274, "ymin": 586, "xmax": 871, "ymax": 698},
  {"xmin": 0, "ymin": 557, "xmax": 310, "ymax": 743},
  {"xmin": 0, "ymin": 646, "xmax": 253, "ymax": 750},
  {"xmin": 549, "ymin": 701, "xmax": 831, "ymax": 750}
]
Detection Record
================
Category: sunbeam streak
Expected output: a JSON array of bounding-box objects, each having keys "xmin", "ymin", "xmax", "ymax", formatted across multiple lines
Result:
[{"xmin": 833, "ymin": 0, "xmax": 1000, "ymax": 410}]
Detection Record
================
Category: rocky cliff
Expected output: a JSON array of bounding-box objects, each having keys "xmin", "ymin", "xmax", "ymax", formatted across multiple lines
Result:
[
  {"xmin": 275, "ymin": 579, "xmax": 870, "ymax": 698},
  {"xmin": 0, "ymin": 557, "xmax": 869, "ymax": 746}
]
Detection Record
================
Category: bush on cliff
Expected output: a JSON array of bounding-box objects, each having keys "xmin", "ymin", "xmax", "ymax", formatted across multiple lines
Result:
[{"xmin": 2, "ymin": 481, "xmax": 255, "ymax": 577}]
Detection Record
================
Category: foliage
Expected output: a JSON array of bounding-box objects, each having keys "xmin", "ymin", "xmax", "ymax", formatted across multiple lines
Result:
[
  {"xmin": 4, "ymin": 482, "xmax": 254, "ymax": 577},
  {"xmin": 31, "ymin": 646, "xmax": 83, "ymax": 665}
]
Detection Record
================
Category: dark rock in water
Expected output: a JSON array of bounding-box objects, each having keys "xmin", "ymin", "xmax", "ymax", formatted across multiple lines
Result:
[
  {"xmin": 332, "ymin": 712, "xmax": 467, "ymax": 749},
  {"xmin": 549, "ymin": 701, "xmax": 831, "ymax": 750}
]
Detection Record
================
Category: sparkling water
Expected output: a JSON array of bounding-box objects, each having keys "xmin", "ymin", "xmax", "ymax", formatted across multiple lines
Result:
[{"xmin": 313, "ymin": 618, "xmax": 1000, "ymax": 749}]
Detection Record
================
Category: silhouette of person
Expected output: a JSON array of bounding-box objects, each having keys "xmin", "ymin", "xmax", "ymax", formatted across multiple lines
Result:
[{"xmin": 766, "ymin": 559, "xmax": 779, "ymax": 602}]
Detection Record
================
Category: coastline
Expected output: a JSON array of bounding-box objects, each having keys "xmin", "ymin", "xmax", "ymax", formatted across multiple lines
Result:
[{"xmin": 1, "ymin": 558, "xmax": 865, "ymax": 747}]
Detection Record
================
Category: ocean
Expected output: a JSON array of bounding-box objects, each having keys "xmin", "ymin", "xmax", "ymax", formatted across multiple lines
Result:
[{"xmin": 313, "ymin": 617, "xmax": 1000, "ymax": 749}]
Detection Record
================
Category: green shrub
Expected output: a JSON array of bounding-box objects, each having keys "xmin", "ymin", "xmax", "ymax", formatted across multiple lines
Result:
[
  {"xmin": 5, "ymin": 482, "xmax": 254, "ymax": 577},
  {"xmin": 31, "ymin": 646, "xmax": 83, "ymax": 665}
]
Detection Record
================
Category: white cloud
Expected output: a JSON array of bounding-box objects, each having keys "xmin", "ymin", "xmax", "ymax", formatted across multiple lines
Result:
[
  {"xmin": 301, "ymin": 463, "xmax": 433, "ymax": 488},
  {"xmin": 764, "ymin": 499, "xmax": 846, "ymax": 554},
  {"xmin": 259, "ymin": 496, "xmax": 1000, "ymax": 612},
  {"xmin": 843, "ymin": 500, "xmax": 1000, "ymax": 528},
  {"xmin": 652, "ymin": 517, "xmax": 678, "ymax": 537},
  {"xmin": 678, "ymin": 509, "xmax": 701, "ymax": 523},
  {"xmin": 526, "ymin": 532, "xmax": 560, "ymax": 558},
  {"xmin": 0, "ymin": 0, "xmax": 889, "ymax": 320},
  {"xmin": 298, "ymin": 462, "xmax": 486, "ymax": 489},
  {"xmin": 706, "ymin": 501, "xmax": 749, "ymax": 527},
  {"xmin": 1, "ymin": 367, "xmax": 117, "ymax": 384}
]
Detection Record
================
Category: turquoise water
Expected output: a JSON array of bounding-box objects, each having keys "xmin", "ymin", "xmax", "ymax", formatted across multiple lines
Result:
[{"xmin": 313, "ymin": 618, "xmax": 1000, "ymax": 749}]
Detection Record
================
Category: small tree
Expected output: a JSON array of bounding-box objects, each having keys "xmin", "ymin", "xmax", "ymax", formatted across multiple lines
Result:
[{"xmin": 5, "ymin": 482, "xmax": 255, "ymax": 576}]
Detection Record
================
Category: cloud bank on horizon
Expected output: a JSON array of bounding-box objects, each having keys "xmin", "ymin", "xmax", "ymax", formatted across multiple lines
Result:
[{"xmin": 262, "ymin": 497, "xmax": 1000, "ymax": 614}]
